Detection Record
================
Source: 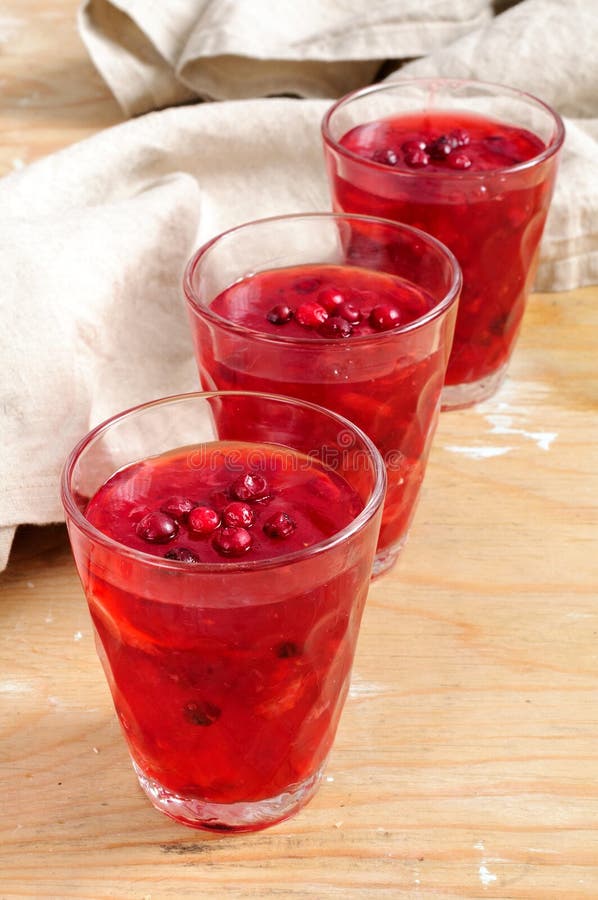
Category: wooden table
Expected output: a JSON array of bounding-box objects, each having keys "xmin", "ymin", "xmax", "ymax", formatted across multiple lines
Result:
[{"xmin": 1, "ymin": 3, "xmax": 597, "ymax": 897}]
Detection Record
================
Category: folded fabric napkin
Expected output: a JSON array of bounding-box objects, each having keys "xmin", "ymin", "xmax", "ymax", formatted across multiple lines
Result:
[
  {"xmin": 1, "ymin": 0, "xmax": 596, "ymax": 569},
  {"xmin": 78, "ymin": 0, "xmax": 494, "ymax": 116}
]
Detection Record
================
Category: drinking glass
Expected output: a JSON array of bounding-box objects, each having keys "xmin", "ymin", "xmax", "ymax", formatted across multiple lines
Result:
[
  {"xmin": 61, "ymin": 391, "xmax": 385, "ymax": 832},
  {"xmin": 322, "ymin": 78, "xmax": 564, "ymax": 408},
  {"xmin": 184, "ymin": 212, "xmax": 460, "ymax": 574}
]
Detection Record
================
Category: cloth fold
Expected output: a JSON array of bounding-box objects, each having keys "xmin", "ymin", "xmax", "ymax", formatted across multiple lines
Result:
[
  {"xmin": 1, "ymin": 0, "xmax": 597, "ymax": 569},
  {"xmin": 78, "ymin": 0, "xmax": 494, "ymax": 116}
]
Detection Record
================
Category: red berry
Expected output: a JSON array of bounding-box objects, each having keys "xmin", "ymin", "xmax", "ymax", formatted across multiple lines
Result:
[
  {"xmin": 213, "ymin": 526, "xmax": 252, "ymax": 556},
  {"xmin": 160, "ymin": 495, "xmax": 195, "ymax": 521},
  {"xmin": 448, "ymin": 152, "xmax": 472, "ymax": 170},
  {"xmin": 136, "ymin": 511, "xmax": 178, "ymax": 544},
  {"xmin": 402, "ymin": 139, "xmax": 427, "ymax": 153},
  {"xmin": 263, "ymin": 511, "xmax": 296, "ymax": 538},
  {"xmin": 164, "ymin": 547, "xmax": 200, "ymax": 563},
  {"xmin": 429, "ymin": 136, "xmax": 453, "ymax": 160},
  {"xmin": 266, "ymin": 304, "xmax": 293, "ymax": 325},
  {"xmin": 295, "ymin": 301, "xmax": 328, "ymax": 328},
  {"xmin": 183, "ymin": 701, "xmax": 221, "ymax": 726},
  {"xmin": 369, "ymin": 305, "xmax": 401, "ymax": 331},
  {"xmin": 188, "ymin": 506, "xmax": 220, "ymax": 535},
  {"xmin": 317, "ymin": 287, "xmax": 346, "ymax": 312},
  {"xmin": 277, "ymin": 641, "xmax": 300, "ymax": 658},
  {"xmin": 404, "ymin": 148, "xmax": 430, "ymax": 168},
  {"xmin": 318, "ymin": 316, "xmax": 352, "ymax": 338},
  {"xmin": 372, "ymin": 148, "xmax": 398, "ymax": 166},
  {"xmin": 448, "ymin": 128, "xmax": 470, "ymax": 147},
  {"xmin": 230, "ymin": 472, "xmax": 270, "ymax": 501},
  {"xmin": 222, "ymin": 501, "xmax": 255, "ymax": 528},
  {"xmin": 338, "ymin": 302, "xmax": 362, "ymax": 324}
]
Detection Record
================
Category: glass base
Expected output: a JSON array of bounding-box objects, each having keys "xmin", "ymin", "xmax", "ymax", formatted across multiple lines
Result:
[
  {"xmin": 373, "ymin": 534, "xmax": 408, "ymax": 578},
  {"xmin": 441, "ymin": 362, "xmax": 508, "ymax": 411},
  {"xmin": 132, "ymin": 759, "xmax": 324, "ymax": 833}
]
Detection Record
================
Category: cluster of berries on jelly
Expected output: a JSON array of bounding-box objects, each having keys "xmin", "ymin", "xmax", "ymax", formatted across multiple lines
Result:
[
  {"xmin": 266, "ymin": 285, "xmax": 401, "ymax": 336},
  {"xmin": 134, "ymin": 471, "xmax": 296, "ymax": 559},
  {"xmin": 373, "ymin": 128, "xmax": 472, "ymax": 170}
]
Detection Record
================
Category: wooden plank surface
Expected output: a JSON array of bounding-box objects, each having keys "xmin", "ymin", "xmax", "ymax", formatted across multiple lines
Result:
[
  {"xmin": 0, "ymin": 0, "xmax": 123, "ymax": 177},
  {"xmin": 1, "ymin": 2, "xmax": 597, "ymax": 897}
]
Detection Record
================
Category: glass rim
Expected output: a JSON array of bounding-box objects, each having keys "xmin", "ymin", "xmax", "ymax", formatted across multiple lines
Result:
[
  {"xmin": 183, "ymin": 211, "xmax": 462, "ymax": 344},
  {"xmin": 60, "ymin": 390, "xmax": 387, "ymax": 574},
  {"xmin": 321, "ymin": 76, "xmax": 566, "ymax": 180}
]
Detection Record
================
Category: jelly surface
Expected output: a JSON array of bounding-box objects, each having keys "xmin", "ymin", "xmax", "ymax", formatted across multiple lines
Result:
[
  {"xmin": 209, "ymin": 263, "xmax": 437, "ymax": 339},
  {"xmin": 86, "ymin": 440, "xmax": 362, "ymax": 563},
  {"xmin": 340, "ymin": 110, "xmax": 545, "ymax": 174}
]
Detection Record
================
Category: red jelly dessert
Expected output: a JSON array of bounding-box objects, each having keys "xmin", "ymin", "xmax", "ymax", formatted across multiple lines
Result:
[
  {"xmin": 324, "ymin": 106, "xmax": 562, "ymax": 403},
  {"xmin": 209, "ymin": 263, "xmax": 436, "ymax": 338},
  {"xmin": 86, "ymin": 440, "xmax": 362, "ymax": 562},
  {"xmin": 339, "ymin": 112, "xmax": 544, "ymax": 175},
  {"xmin": 195, "ymin": 263, "xmax": 446, "ymax": 562},
  {"xmin": 82, "ymin": 441, "xmax": 366, "ymax": 822}
]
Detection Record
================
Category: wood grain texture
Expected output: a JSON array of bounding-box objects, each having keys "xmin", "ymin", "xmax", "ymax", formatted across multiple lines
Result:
[
  {"xmin": 1, "ymin": 2, "xmax": 597, "ymax": 897},
  {"xmin": 0, "ymin": 0, "xmax": 123, "ymax": 177}
]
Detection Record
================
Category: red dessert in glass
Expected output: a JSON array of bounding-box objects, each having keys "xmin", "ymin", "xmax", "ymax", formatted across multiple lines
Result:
[
  {"xmin": 184, "ymin": 213, "xmax": 460, "ymax": 575},
  {"xmin": 62, "ymin": 392, "xmax": 385, "ymax": 832},
  {"xmin": 206, "ymin": 264, "xmax": 436, "ymax": 558},
  {"xmin": 322, "ymin": 79, "xmax": 564, "ymax": 408}
]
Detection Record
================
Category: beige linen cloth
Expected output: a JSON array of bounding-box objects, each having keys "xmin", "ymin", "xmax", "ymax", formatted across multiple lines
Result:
[
  {"xmin": 1, "ymin": 0, "xmax": 597, "ymax": 569},
  {"xmin": 78, "ymin": 0, "xmax": 494, "ymax": 116}
]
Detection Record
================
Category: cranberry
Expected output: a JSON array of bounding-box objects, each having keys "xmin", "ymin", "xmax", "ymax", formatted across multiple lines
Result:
[
  {"xmin": 489, "ymin": 312, "xmax": 509, "ymax": 336},
  {"xmin": 213, "ymin": 526, "xmax": 253, "ymax": 556},
  {"xmin": 448, "ymin": 152, "xmax": 472, "ymax": 170},
  {"xmin": 317, "ymin": 287, "xmax": 346, "ymax": 312},
  {"xmin": 295, "ymin": 301, "xmax": 328, "ymax": 328},
  {"xmin": 266, "ymin": 304, "xmax": 293, "ymax": 325},
  {"xmin": 263, "ymin": 511, "xmax": 296, "ymax": 538},
  {"xmin": 183, "ymin": 700, "xmax": 221, "ymax": 726},
  {"xmin": 231, "ymin": 472, "xmax": 270, "ymax": 501},
  {"xmin": 188, "ymin": 506, "xmax": 220, "ymax": 535},
  {"xmin": 136, "ymin": 511, "xmax": 178, "ymax": 544},
  {"xmin": 404, "ymin": 148, "xmax": 430, "ymax": 168},
  {"xmin": 338, "ymin": 302, "xmax": 362, "ymax": 324},
  {"xmin": 369, "ymin": 305, "xmax": 401, "ymax": 331},
  {"xmin": 318, "ymin": 315, "xmax": 352, "ymax": 338},
  {"xmin": 222, "ymin": 501, "xmax": 255, "ymax": 528},
  {"xmin": 449, "ymin": 128, "xmax": 470, "ymax": 147},
  {"xmin": 164, "ymin": 547, "xmax": 200, "ymax": 563},
  {"xmin": 160, "ymin": 495, "xmax": 195, "ymax": 521},
  {"xmin": 294, "ymin": 277, "xmax": 321, "ymax": 294},
  {"xmin": 429, "ymin": 136, "xmax": 453, "ymax": 160},
  {"xmin": 276, "ymin": 641, "xmax": 301, "ymax": 658},
  {"xmin": 372, "ymin": 148, "xmax": 398, "ymax": 166},
  {"xmin": 402, "ymin": 139, "xmax": 427, "ymax": 153}
]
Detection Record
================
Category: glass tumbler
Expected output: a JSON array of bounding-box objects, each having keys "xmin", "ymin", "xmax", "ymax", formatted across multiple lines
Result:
[
  {"xmin": 322, "ymin": 78, "xmax": 564, "ymax": 408},
  {"xmin": 61, "ymin": 391, "xmax": 385, "ymax": 832},
  {"xmin": 184, "ymin": 212, "xmax": 460, "ymax": 575}
]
